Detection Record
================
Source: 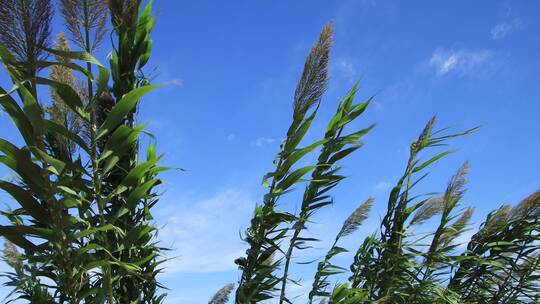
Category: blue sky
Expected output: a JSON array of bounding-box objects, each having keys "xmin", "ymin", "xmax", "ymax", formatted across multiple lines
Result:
[{"xmin": 1, "ymin": 0, "xmax": 540, "ymax": 303}]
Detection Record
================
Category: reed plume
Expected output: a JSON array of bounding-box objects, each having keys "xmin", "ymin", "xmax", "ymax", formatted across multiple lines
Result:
[
  {"xmin": 209, "ymin": 283, "xmax": 235, "ymax": 304},
  {"xmin": 60, "ymin": 0, "xmax": 107, "ymax": 52},
  {"xmin": 293, "ymin": 23, "xmax": 333, "ymax": 121},
  {"xmin": 0, "ymin": 0, "xmax": 52, "ymax": 64}
]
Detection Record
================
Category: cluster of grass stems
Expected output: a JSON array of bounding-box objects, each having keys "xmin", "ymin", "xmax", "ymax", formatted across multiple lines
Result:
[{"xmin": 0, "ymin": 1, "xmax": 537, "ymax": 304}]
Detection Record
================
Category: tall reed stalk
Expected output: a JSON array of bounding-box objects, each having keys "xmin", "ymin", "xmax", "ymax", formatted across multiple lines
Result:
[
  {"xmin": 231, "ymin": 23, "xmax": 538, "ymax": 304},
  {"xmin": 0, "ymin": 4, "xmax": 538, "ymax": 303},
  {"xmin": 0, "ymin": 1, "xmax": 166, "ymax": 302}
]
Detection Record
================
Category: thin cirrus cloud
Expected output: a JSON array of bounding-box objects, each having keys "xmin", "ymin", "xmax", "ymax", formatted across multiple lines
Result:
[
  {"xmin": 332, "ymin": 57, "xmax": 359, "ymax": 83},
  {"xmin": 157, "ymin": 188, "xmax": 253, "ymax": 274},
  {"xmin": 254, "ymin": 137, "xmax": 276, "ymax": 147},
  {"xmin": 428, "ymin": 48, "xmax": 495, "ymax": 77},
  {"xmin": 491, "ymin": 18, "xmax": 522, "ymax": 40},
  {"xmin": 374, "ymin": 181, "xmax": 392, "ymax": 192}
]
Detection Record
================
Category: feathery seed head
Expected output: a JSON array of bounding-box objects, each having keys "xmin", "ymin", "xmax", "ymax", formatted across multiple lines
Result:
[
  {"xmin": 60, "ymin": 0, "xmax": 108, "ymax": 52},
  {"xmin": 209, "ymin": 283, "xmax": 235, "ymax": 304},
  {"xmin": 411, "ymin": 197, "xmax": 445, "ymax": 226},
  {"xmin": 293, "ymin": 23, "xmax": 333, "ymax": 120},
  {"xmin": 413, "ymin": 116, "xmax": 437, "ymax": 151},
  {"xmin": 2, "ymin": 240, "xmax": 22, "ymax": 269},
  {"xmin": 0, "ymin": 0, "xmax": 52, "ymax": 67},
  {"xmin": 339, "ymin": 198, "xmax": 373, "ymax": 237},
  {"xmin": 440, "ymin": 207, "xmax": 474, "ymax": 247},
  {"xmin": 443, "ymin": 162, "xmax": 469, "ymax": 211},
  {"xmin": 510, "ymin": 189, "xmax": 540, "ymax": 221},
  {"xmin": 478, "ymin": 204, "xmax": 511, "ymax": 239}
]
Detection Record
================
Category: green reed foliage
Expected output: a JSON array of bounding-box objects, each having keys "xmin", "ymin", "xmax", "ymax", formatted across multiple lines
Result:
[
  {"xmin": 308, "ymin": 198, "xmax": 373, "ymax": 303},
  {"xmin": 235, "ymin": 23, "xmax": 334, "ymax": 303},
  {"xmin": 279, "ymin": 84, "xmax": 374, "ymax": 303},
  {"xmin": 0, "ymin": 3, "xmax": 538, "ymax": 303},
  {"xmin": 0, "ymin": 1, "xmax": 165, "ymax": 303},
  {"xmin": 235, "ymin": 23, "xmax": 375, "ymax": 303},
  {"xmin": 232, "ymin": 23, "xmax": 538, "ymax": 304}
]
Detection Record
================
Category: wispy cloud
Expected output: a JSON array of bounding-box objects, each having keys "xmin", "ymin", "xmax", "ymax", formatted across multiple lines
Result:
[
  {"xmin": 332, "ymin": 57, "xmax": 359, "ymax": 83},
  {"xmin": 491, "ymin": 18, "xmax": 521, "ymax": 40},
  {"xmin": 254, "ymin": 137, "xmax": 276, "ymax": 147},
  {"xmin": 158, "ymin": 188, "xmax": 253, "ymax": 274},
  {"xmin": 429, "ymin": 48, "xmax": 495, "ymax": 77},
  {"xmin": 226, "ymin": 133, "xmax": 236, "ymax": 141},
  {"xmin": 374, "ymin": 181, "xmax": 392, "ymax": 192}
]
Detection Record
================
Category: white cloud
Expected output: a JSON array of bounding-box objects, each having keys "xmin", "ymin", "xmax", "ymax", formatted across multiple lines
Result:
[
  {"xmin": 157, "ymin": 188, "xmax": 254, "ymax": 274},
  {"xmin": 491, "ymin": 18, "xmax": 521, "ymax": 40},
  {"xmin": 332, "ymin": 57, "xmax": 359, "ymax": 83},
  {"xmin": 226, "ymin": 133, "xmax": 236, "ymax": 141},
  {"xmin": 374, "ymin": 181, "xmax": 392, "ymax": 192},
  {"xmin": 429, "ymin": 48, "xmax": 494, "ymax": 77},
  {"xmin": 254, "ymin": 137, "xmax": 276, "ymax": 147}
]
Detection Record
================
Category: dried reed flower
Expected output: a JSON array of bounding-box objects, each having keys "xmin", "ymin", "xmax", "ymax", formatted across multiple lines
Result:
[
  {"xmin": 440, "ymin": 207, "xmax": 474, "ymax": 247},
  {"xmin": 478, "ymin": 205, "xmax": 511, "ymax": 239},
  {"xmin": 46, "ymin": 33, "xmax": 85, "ymax": 158},
  {"xmin": 411, "ymin": 197, "xmax": 445, "ymax": 226},
  {"xmin": 60, "ymin": 0, "xmax": 108, "ymax": 52},
  {"xmin": 293, "ymin": 23, "xmax": 333, "ymax": 120},
  {"xmin": 510, "ymin": 189, "xmax": 540, "ymax": 221},
  {"xmin": 2, "ymin": 240, "xmax": 22, "ymax": 269},
  {"xmin": 442, "ymin": 161, "xmax": 469, "ymax": 211},
  {"xmin": 209, "ymin": 283, "xmax": 235, "ymax": 304},
  {"xmin": 339, "ymin": 198, "xmax": 374, "ymax": 237},
  {"xmin": 108, "ymin": 0, "xmax": 139, "ymax": 35},
  {"xmin": 0, "ymin": 0, "xmax": 52, "ymax": 69}
]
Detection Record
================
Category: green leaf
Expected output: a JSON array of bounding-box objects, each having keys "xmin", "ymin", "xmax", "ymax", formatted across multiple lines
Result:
[
  {"xmin": 0, "ymin": 79, "xmax": 45, "ymax": 137},
  {"xmin": 56, "ymin": 185, "xmax": 79, "ymax": 196},
  {"xmin": 30, "ymin": 147, "xmax": 66, "ymax": 175},
  {"xmin": 96, "ymin": 66, "xmax": 110, "ymax": 97},
  {"xmin": 275, "ymin": 165, "xmax": 316, "ymax": 192},
  {"xmin": 18, "ymin": 83, "xmax": 45, "ymax": 137},
  {"xmin": 100, "ymin": 126, "xmax": 144, "ymax": 174},
  {"xmin": 126, "ymin": 179, "xmax": 159, "ymax": 209},
  {"xmin": 328, "ymin": 146, "xmax": 359, "ymax": 164},
  {"xmin": 0, "ymin": 225, "xmax": 53, "ymax": 239},
  {"xmin": 146, "ymin": 143, "xmax": 157, "ymax": 160},
  {"xmin": 11, "ymin": 148, "xmax": 46, "ymax": 196},
  {"xmin": 0, "ymin": 138, "xmax": 17, "ymax": 156},
  {"xmin": 33, "ymin": 60, "xmax": 94, "ymax": 80},
  {"xmin": 97, "ymin": 85, "xmax": 159, "ymax": 139},
  {"xmin": 83, "ymin": 259, "xmax": 110, "ymax": 271},
  {"xmin": 326, "ymin": 109, "xmax": 344, "ymax": 133},
  {"xmin": 44, "ymin": 120, "xmax": 91, "ymax": 154},
  {"xmin": 43, "ymin": 47, "xmax": 104, "ymax": 67},
  {"xmin": 74, "ymin": 224, "xmax": 123, "ymax": 239},
  {"xmin": 36, "ymin": 77, "xmax": 87, "ymax": 120},
  {"xmin": 412, "ymin": 151, "xmax": 454, "ymax": 173},
  {"xmin": 123, "ymin": 225, "xmax": 155, "ymax": 248},
  {"xmin": 0, "ymin": 226, "xmax": 37, "ymax": 251},
  {"xmin": 0, "ymin": 181, "xmax": 48, "ymax": 223},
  {"xmin": 345, "ymin": 98, "xmax": 371, "ymax": 124},
  {"xmin": 117, "ymin": 157, "xmax": 161, "ymax": 191},
  {"xmin": 0, "ymin": 87, "xmax": 34, "ymax": 145},
  {"xmin": 285, "ymin": 111, "xmax": 317, "ymax": 152},
  {"xmin": 281, "ymin": 139, "xmax": 327, "ymax": 174}
]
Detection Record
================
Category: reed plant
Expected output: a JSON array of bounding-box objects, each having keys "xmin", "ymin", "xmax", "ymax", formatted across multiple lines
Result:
[
  {"xmin": 0, "ymin": 1, "xmax": 537, "ymax": 303},
  {"xmin": 0, "ymin": 0, "xmax": 165, "ymax": 302},
  {"xmin": 231, "ymin": 24, "xmax": 539, "ymax": 304}
]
